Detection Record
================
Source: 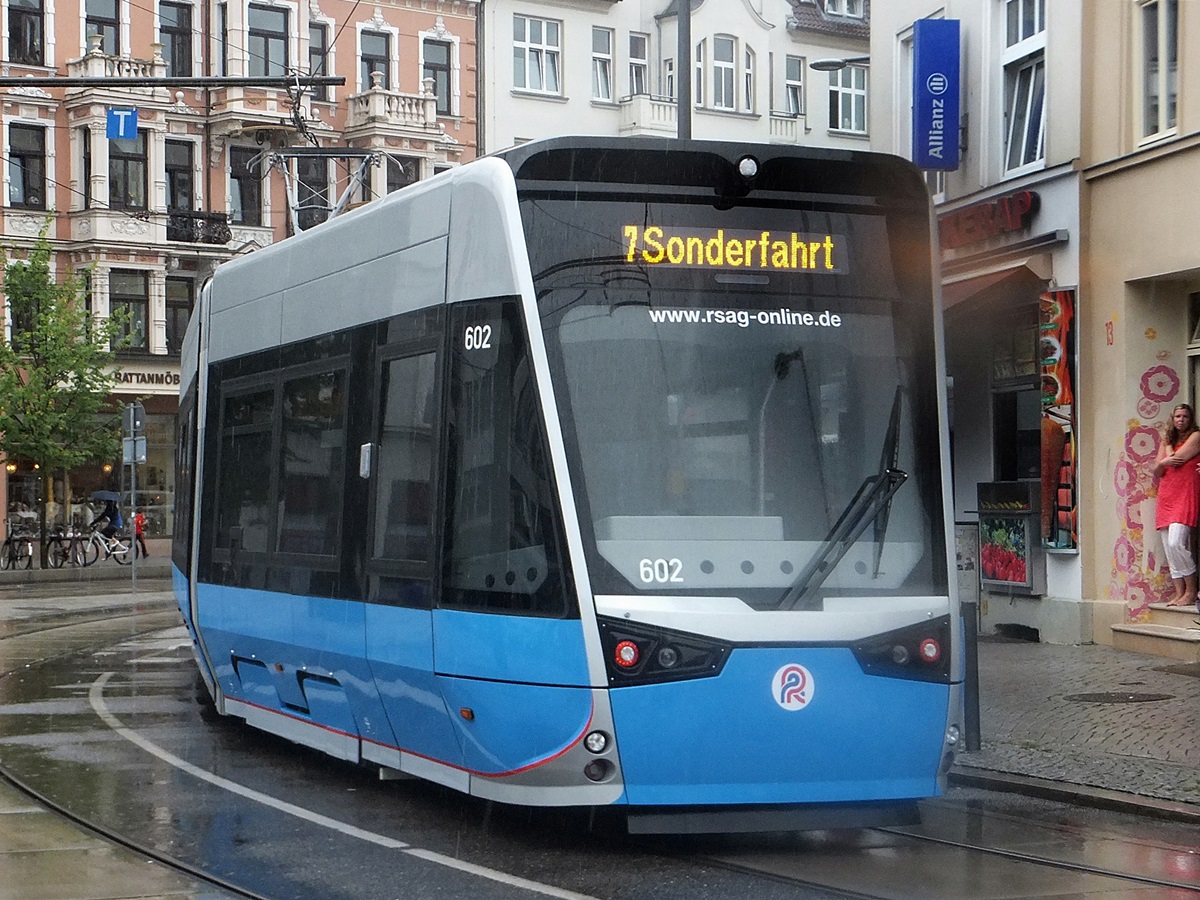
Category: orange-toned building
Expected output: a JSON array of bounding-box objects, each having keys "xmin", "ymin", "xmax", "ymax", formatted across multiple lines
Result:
[{"xmin": 0, "ymin": 0, "xmax": 478, "ymax": 539}]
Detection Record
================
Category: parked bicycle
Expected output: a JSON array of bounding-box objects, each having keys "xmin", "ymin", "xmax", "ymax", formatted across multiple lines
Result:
[
  {"xmin": 0, "ymin": 520, "xmax": 34, "ymax": 570},
  {"xmin": 47, "ymin": 526, "xmax": 90, "ymax": 568},
  {"xmin": 47, "ymin": 523, "xmax": 131, "ymax": 566}
]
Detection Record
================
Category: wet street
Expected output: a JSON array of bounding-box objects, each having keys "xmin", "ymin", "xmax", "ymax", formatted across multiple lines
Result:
[{"xmin": 1, "ymin": 585, "xmax": 1198, "ymax": 899}]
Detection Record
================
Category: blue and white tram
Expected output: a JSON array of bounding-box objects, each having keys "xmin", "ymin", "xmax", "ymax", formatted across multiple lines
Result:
[{"xmin": 173, "ymin": 136, "xmax": 962, "ymax": 833}]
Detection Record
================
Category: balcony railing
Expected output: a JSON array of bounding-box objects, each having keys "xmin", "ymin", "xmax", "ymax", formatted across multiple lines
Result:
[
  {"xmin": 768, "ymin": 111, "xmax": 806, "ymax": 144},
  {"xmin": 344, "ymin": 73, "xmax": 442, "ymax": 133},
  {"xmin": 618, "ymin": 94, "xmax": 677, "ymax": 136},
  {"xmin": 167, "ymin": 211, "xmax": 232, "ymax": 245},
  {"xmin": 66, "ymin": 34, "xmax": 167, "ymax": 81}
]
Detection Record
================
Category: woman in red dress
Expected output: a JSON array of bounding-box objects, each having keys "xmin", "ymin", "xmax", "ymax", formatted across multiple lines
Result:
[{"xmin": 1153, "ymin": 403, "xmax": 1200, "ymax": 607}]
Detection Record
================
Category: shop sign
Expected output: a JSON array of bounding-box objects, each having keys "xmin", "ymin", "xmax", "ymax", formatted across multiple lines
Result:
[
  {"xmin": 939, "ymin": 189, "xmax": 1039, "ymax": 249},
  {"xmin": 115, "ymin": 368, "xmax": 182, "ymax": 389},
  {"xmin": 912, "ymin": 19, "xmax": 961, "ymax": 171}
]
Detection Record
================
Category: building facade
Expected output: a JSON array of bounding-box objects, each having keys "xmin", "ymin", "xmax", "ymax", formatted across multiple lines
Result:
[
  {"xmin": 869, "ymin": 1, "xmax": 1091, "ymax": 643},
  {"xmin": 1, "ymin": 0, "xmax": 479, "ymax": 537},
  {"xmin": 478, "ymin": 0, "xmax": 871, "ymax": 153},
  {"xmin": 1081, "ymin": 0, "xmax": 1200, "ymax": 650}
]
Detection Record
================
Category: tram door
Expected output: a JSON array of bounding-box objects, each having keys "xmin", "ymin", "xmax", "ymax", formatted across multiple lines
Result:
[
  {"xmin": 430, "ymin": 301, "xmax": 593, "ymax": 775},
  {"xmin": 363, "ymin": 341, "xmax": 465, "ymax": 769}
]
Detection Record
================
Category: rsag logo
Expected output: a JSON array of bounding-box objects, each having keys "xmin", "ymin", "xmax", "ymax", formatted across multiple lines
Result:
[{"xmin": 773, "ymin": 664, "xmax": 815, "ymax": 711}]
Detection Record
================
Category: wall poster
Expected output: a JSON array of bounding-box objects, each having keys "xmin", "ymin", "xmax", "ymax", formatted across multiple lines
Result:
[{"xmin": 1039, "ymin": 289, "xmax": 1077, "ymax": 550}]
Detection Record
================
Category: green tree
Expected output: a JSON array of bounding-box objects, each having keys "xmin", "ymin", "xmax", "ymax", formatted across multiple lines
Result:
[{"xmin": 0, "ymin": 227, "xmax": 126, "ymax": 567}]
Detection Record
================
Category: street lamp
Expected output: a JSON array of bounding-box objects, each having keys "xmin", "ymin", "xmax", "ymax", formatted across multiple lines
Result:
[{"xmin": 809, "ymin": 55, "xmax": 871, "ymax": 72}]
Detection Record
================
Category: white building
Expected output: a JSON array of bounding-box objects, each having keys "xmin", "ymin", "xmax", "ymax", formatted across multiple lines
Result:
[
  {"xmin": 870, "ymin": 1, "xmax": 1089, "ymax": 644},
  {"xmin": 478, "ymin": 0, "xmax": 872, "ymax": 153}
]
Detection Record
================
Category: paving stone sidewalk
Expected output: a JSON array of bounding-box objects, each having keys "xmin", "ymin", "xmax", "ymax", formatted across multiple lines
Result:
[{"xmin": 954, "ymin": 637, "xmax": 1200, "ymax": 807}]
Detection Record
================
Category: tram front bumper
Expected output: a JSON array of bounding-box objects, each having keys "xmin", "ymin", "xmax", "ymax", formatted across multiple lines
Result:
[{"xmin": 608, "ymin": 645, "xmax": 951, "ymax": 807}]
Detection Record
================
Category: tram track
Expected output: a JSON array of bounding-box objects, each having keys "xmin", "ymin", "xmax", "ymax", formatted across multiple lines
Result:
[
  {"xmin": 0, "ymin": 601, "xmax": 271, "ymax": 900},
  {"xmin": 874, "ymin": 823, "xmax": 1200, "ymax": 894},
  {"xmin": 685, "ymin": 807, "xmax": 1200, "ymax": 899},
  {"xmin": 4, "ymin": 602, "xmax": 1198, "ymax": 900},
  {"xmin": 0, "ymin": 764, "xmax": 272, "ymax": 900}
]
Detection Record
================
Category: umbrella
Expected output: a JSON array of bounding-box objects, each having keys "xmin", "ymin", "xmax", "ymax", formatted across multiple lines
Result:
[{"xmin": 91, "ymin": 491, "xmax": 121, "ymax": 502}]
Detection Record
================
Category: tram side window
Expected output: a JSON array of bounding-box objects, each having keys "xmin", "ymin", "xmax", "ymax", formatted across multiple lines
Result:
[
  {"xmin": 172, "ymin": 384, "xmax": 197, "ymax": 572},
  {"xmin": 374, "ymin": 354, "xmax": 437, "ymax": 563},
  {"xmin": 277, "ymin": 368, "xmax": 346, "ymax": 557},
  {"xmin": 442, "ymin": 300, "xmax": 574, "ymax": 617},
  {"xmin": 367, "ymin": 351, "xmax": 439, "ymax": 608},
  {"xmin": 216, "ymin": 388, "xmax": 275, "ymax": 554}
]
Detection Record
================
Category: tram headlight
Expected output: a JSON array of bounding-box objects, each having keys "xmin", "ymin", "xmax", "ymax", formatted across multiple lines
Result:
[
  {"xmin": 920, "ymin": 638, "xmax": 942, "ymax": 664},
  {"xmin": 583, "ymin": 759, "xmax": 613, "ymax": 782},
  {"xmin": 737, "ymin": 155, "xmax": 759, "ymax": 181},
  {"xmin": 656, "ymin": 646, "xmax": 680, "ymax": 669},
  {"xmin": 584, "ymin": 731, "xmax": 609, "ymax": 754},
  {"xmin": 597, "ymin": 618, "xmax": 732, "ymax": 686},
  {"xmin": 850, "ymin": 616, "xmax": 953, "ymax": 683},
  {"xmin": 614, "ymin": 640, "xmax": 640, "ymax": 669},
  {"xmin": 945, "ymin": 725, "xmax": 960, "ymax": 747}
]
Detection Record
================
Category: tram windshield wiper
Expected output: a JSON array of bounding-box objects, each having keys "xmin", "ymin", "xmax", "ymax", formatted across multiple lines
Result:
[{"xmin": 777, "ymin": 386, "xmax": 908, "ymax": 611}]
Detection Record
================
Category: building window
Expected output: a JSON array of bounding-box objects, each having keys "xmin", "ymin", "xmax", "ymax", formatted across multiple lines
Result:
[
  {"xmin": 423, "ymin": 39, "xmax": 451, "ymax": 114},
  {"xmin": 361, "ymin": 30, "xmax": 389, "ymax": 90},
  {"xmin": 165, "ymin": 139, "xmax": 192, "ymax": 212},
  {"xmin": 216, "ymin": 2, "xmax": 227, "ymax": 75},
  {"xmin": 1005, "ymin": 0, "xmax": 1045, "ymax": 46},
  {"xmin": 663, "ymin": 57, "xmax": 674, "ymax": 99},
  {"xmin": 629, "ymin": 33, "xmax": 648, "ymax": 96},
  {"xmin": 165, "ymin": 277, "xmax": 192, "ymax": 355},
  {"xmin": 743, "ymin": 47, "xmax": 755, "ymax": 112},
  {"xmin": 247, "ymin": 4, "xmax": 287, "ymax": 77},
  {"xmin": 826, "ymin": 0, "xmax": 864, "ymax": 17},
  {"xmin": 80, "ymin": 127, "xmax": 92, "ymax": 209},
  {"xmin": 513, "ymin": 14, "xmax": 560, "ymax": 94},
  {"xmin": 592, "ymin": 27, "xmax": 613, "ymax": 101},
  {"xmin": 109, "ymin": 130, "xmax": 146, "ymax": 210},
  {"xmin": 785, "ymin": 55, "xmax": 805, "ymax": 114},
  {"xmin": 9, "ymin": 0, "xmax": 43, "ymax": 65},
  {"xmin": 1002, "ymin": 0, "xmax": 1046, "ymax": 172},
  {"xmin": 713, "ymin": 36, "xmax": 734, "ymax": 110},
  {"xmin": 8, "ymin": 124, "xmax": 45, "ymax": 209},
  {"xmin": 309, "ymin": 23, "xmax": 328, "ymax": 100},
  {"xmin": 295, "ymin": 157, "xmax": 327, "ymax": 230},
  {"xmin": 1004, "ymin": 56, "xmax": 1045, "ymax": 171},
  {"xmin": 387, "ymin": 156, "xmax": 418, "ymax": 193},
  {"xmin": 230, "ymin": 147, "xmax": 261, "ymax": 226},
  {"xmin": 1141, "ymin": 0, "xmax": 1178, "ymax": 139},
  {"xmin": 159, "ymin": 1, "xmax": 191, "ymax": 76},
  {"xmin": 110, "ymin": 270, "xmax": 148, "ymax": 351},
  {"xmin": 86, "ymin": 0, "xmax": 119, "ymax": 54},
  {"xmin": 828, "ymin": 65, "xmax": 867, "ymax": 133},
  {"xmin": 694, "ymin": 40, "xmax": 705, "ymax": 107}
]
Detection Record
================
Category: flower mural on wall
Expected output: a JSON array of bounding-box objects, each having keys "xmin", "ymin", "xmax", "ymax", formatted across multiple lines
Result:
[
  {"xmin": 1110, "ymin": 364, "xmax": 1179, "ymax": 618},
  {"xmin": 1140, "ymin": 365, "xmax": 1179, "ymax": 402},
  {"xmin": 1124, "ymin": 425, "xmax": 1159, "ymax": 463}
]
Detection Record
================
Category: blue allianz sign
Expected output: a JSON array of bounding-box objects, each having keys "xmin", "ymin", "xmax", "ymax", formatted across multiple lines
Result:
[
  {"xmin": 106, "ymin": 107, "xmax": 138, "ymax": 140},
  {"xmin": 912, "ymin": 19, "xmax": 960, "ymax": 170}
]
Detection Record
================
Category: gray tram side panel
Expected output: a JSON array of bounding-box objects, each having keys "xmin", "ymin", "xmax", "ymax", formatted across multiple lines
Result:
[{"xmin": 206, "ymin": 161, "xmax": 526, "ymax": 363}]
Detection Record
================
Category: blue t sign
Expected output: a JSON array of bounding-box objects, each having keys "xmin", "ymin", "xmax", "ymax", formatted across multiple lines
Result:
[
  {"xmin": 106, "ymin": 107, "xmax": 138, "ymax": 140},
  {"xmin": 912, "ymin": 19, "xmax": 960, "ymax": 171}
]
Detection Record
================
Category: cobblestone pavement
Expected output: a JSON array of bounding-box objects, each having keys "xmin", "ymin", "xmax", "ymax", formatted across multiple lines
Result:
[{"xmin": 954, "ymin": 637, "xmax": 1200, "ymax": 807}]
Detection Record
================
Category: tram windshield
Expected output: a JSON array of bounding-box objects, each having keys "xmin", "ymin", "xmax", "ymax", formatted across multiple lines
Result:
[{"xmin": 526, "ymin": 197, "xmax": 947, "ymax": 608}]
